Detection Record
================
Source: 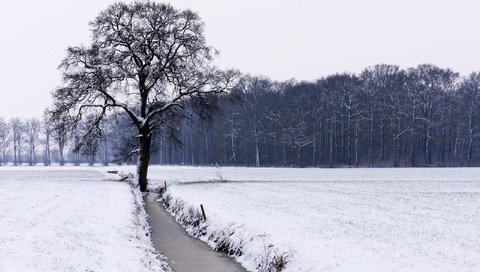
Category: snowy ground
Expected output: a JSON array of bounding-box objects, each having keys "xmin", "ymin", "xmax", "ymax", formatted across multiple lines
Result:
[
  {"xmin": 0, "ymin": 167, "xmax": 167, "ymax": 272},
  {"xmin": 138, "ymin": 166, "xmax": 480, "ymax": 272}
]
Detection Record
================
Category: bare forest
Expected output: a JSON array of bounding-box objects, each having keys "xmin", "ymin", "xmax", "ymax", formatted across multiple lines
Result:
[{"xmin": 1, "ymin": 64, "xmax": 479, "ymax": 168}]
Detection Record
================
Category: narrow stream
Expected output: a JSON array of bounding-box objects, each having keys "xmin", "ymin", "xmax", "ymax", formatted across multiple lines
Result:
[{"xmin": 144, "ymin": 193, "xmax": 247, "ymax": 272}]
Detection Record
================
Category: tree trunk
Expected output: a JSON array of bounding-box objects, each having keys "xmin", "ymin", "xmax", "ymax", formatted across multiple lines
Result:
[
  {"xmin": 410, "ymin": 98, "xmax": 416, "ymax": 167},
  {"xmin": 393, "ymin": 116, "xmax": 398, "ymax": 167},
  {"xmin": 59, "ymin": 149, "xmax": 64, "ymax": 166},
  {"xmin": 273, "ymin": 132, "xmax": 278, "ymax": 165},
  {"xmin": 347, "ymin": 107, "xmax": 352, "ymax": 166},
  {"xmin": 203, "ymin": 128, "xmax": 210, "ymax": 164},
  {"xmin": 254, "ymin": 124, "xmax": 260, "ymax": 167},
  {"xmin": 190, "ymin": 123, "xmax": 194, "ymax": 164},
  {"xmin": 104, "ymin": 136, "xmax": 109, "ymax": 166},
  {"xmin": 137, "ymin": 129, "xmax": 151, "ymax": 192},
  {"xmin": 380, "ymin": 112, "xmax": 385, "ymax": 164},
  {"xmin": 32, "ymin": 146, "xmax": 36, "ymax": 166},
  {"xmin": 255, "ymin": 140, "xmax": 260, "ymax": 167},
  {"xmin": 467, "ymin": 110, "xmax": 474, "ymax": 166},
  {"xmin": 13, "ymin": 142, "xmax": 17, "ymax": 166},
  {"xmin": 424, "ymin": 120, "xmax": 429, "ymax": 166},
  {"xmin": 355, "ymin": 121, "xmax": 359, "ymax": 167},
  {"xmin": 369, "ymin": 108, "xmax": 374, "ymax": 166},
  {"xmin": 318, "ymin": 119, "xmax": 322, "ymax": 166},
  {"xmin": 312, "ymin": 120, "xmax": 317, "ymax": 167},
  {"xmin": 296, "ymin": 146, "xmax": 303, "ymax": 167},
  {"xmin": 170, "ymin": 141, "xmax": 174, "ymax": 164},
  {"xmin": 441, "ymin": 114, "xmax": 447, "ymax": 166},
  {"xmin": 263, "ymin": 136, "xmax": 269, "ymax": 165},
  {"xmin": 159, "ymin": 137, "xmax": 164, "ymax": 165},
  {"xmin": 45, "ymin": 133, "xmax": 51, "ymax": 166},
  {"xmin": 329, "ymin": 131, "xmax": 333, "ymax": 168},
  {"xmin": 341, "ymin": 114, "xmax": 345, "ymax": 163}
]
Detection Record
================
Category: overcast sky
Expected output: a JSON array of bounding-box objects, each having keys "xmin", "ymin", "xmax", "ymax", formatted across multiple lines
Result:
[{"xmin": 0, "ymin": 0, "xmax": 479, "ymax": 119}]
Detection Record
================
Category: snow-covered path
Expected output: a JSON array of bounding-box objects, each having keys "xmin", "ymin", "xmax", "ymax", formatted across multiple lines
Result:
[{"xmin": 0, "ymin": 167, "xmax": 166, "ymax": 272}]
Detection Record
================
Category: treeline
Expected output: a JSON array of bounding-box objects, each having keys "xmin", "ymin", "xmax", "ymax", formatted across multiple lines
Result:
[
  {"xmin": 162, "ymin": 64, "xmax": 480, "ymax": 167},
  {"xmin": 0, "ymin": 112, "xmax": 138, "ymax": 166},
  {"xmin": 1, "ymin": 64, "xmax": 480, "ymax": 167}
]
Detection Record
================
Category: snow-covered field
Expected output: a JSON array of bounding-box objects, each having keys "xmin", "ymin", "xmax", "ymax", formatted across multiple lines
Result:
[
  {"xmin": 142, "ymin": 166, "xmax": 480, "ymax": 272},
  {"xmin": 0, "ymin": 167, "xmax": 166, "ymax": 272},
  {"xmin": 3, "ymin": 165, "xmax": 479, "ymax": 272}
]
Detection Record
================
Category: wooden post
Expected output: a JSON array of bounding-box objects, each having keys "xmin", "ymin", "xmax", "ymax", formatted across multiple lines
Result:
[
  {"xmin": 200, "ymin": 204, "xmax": 206, "ymax": 221},
  {"xmin": 164, "ymin": 181, "xmax": 167, "ymax": 191}
]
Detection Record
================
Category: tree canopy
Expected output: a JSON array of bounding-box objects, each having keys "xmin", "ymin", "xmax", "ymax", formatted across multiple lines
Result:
[{"xmin": 51, "ymin": 1, "xmax": 240, "ymax": 191}]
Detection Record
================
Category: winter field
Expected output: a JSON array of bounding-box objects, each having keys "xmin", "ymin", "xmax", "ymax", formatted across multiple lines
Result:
[
  {"xmin": 142, "ymin": 166, "xmax": 480, "ymax": 272},
  {"xmin": 1, "ymin": 166, "xmax": 479, "ymax": 272},
  {"xmin": 0, "ymin": 167, "xmax": 166, "ymax": 272}
]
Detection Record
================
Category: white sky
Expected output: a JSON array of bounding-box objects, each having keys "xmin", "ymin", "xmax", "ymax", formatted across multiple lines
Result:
[{"xmin": 0, "ymin": 0, "xmax": 479, "ymax": 119}]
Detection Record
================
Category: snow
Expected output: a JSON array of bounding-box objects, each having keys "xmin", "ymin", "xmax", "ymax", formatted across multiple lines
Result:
[
  {"xmin": 5, "ymin": 164, "xmax": 478, "ymax": 271},
  {"xmin": 142, "ymin": 166, "xmax": 480, "ymax": 272},
  {"xmin": 0, "ymin": 167, "xmax": 167, "ymax": 272}
]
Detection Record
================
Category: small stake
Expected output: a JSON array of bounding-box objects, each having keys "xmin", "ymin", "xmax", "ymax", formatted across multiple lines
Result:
[
  {"xmin": 200, "ymin": 204, "xmax": 206, "ymax": 221},
  {"xmin": 164, "ymin": 181, "xmax": 167, "ymax": 191}
]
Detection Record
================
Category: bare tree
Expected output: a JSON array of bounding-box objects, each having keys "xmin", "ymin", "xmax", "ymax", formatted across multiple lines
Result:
[
  {"xmin": 242, "ymin": 77, "xmax": 272, "ymax": 166},
  {"xmin": 97, "ymin": 120, "xmax": 111, "ymax": 166},
  {"xmin": 410, "ymin": 65, "xmax": 459, "ymax": 165},
  {"xmin": 75, "ymin": 116, "xmax": 102, "ymax": 166},
  {"xmin": 49, "ymin": 111, "xmax": 72, "ymax": 166},
  {"xmin": 10, "ymin": 118, "xmax": 25, "ymax": 166},
  {"xmin": 458, "ymin": 73, "xmax": 480, "ymax": 166},
  {"xmin": 42, "ymin": 111, "xmax": 52, "ymax": 166},
  {"xmin": 0, "ymin": 118, "xmax": 10, "ymax": 165},
  {"xmin": 51, "ymin": 2, "xmax": 240, "ymax": 191},
  {"xmin": 26, "ymin": 118, "xmax": 40, "ymax": 166}
]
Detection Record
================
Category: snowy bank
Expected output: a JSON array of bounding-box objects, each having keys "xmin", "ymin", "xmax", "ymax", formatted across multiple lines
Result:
[
  {"xmin": 157, "ymin": 190, "xmax": 291, "ymax": 272},
  {"xmin": 0, "ymin": 167, "xmax": 168, "ymax": 272}
]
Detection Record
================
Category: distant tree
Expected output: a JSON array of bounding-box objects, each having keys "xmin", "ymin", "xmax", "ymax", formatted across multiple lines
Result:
[
  {"xmin": 49, "ymin": 111, "xmax": 72, "ymax": 166},
  {"xmin": 26, "ymin": 118, "xmax": 40, "ymax": 166},
  {"xmin": 242, "ymin": 77, "xmax": 273, "ymax": 166},
  {"xmin": 362, "ymin": 65, "xmax": 408, "ymax": 166},
  {"xmin": 280, "ymin": 83, "xmax": 314, "ymax": 166},
  {"xmin": 81, "ymin": 133, "xmax": 100, "ymax": 166},
  {"xmin": 283, "ymin": 113, "xmax": 312, "ymax": 167},
  {"xmin": 330, "ymin": 74, "xmax": 363, "ymax": 166},
  {"xmin": 458, "ymin": 73, "xmax": 480, "ymax": 166},
  {"xmin": 71, "ymin": 125, "xmax": 82, "ymax": 166},
  {"xmin": 76, "ymin": 116, "xmax": 102, "ymax": 166},
  {"xmin": 409, "ymin": 65, "xmax": 458, "ymax": 165},
  {"xmin": 109, "ymin": 113, "xmax": 138, "ymax": 164},
  {"xmin": 41, "ymin": 111, "xmax": 52, "ymax": 166},
  {"xmin": 0, "ymin": 118, "xmax": 10, "ymax": 165},
  {"xmin": 10, "ymin": 118, "xmax": 25, "ymax": 166},
  {"xmin": 51, "ymin": 1, "xmax": 240, "ymax": 191},
  {"xmin": 96, "ymin": 120, "xmax": 111, "ymax": 166}
]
